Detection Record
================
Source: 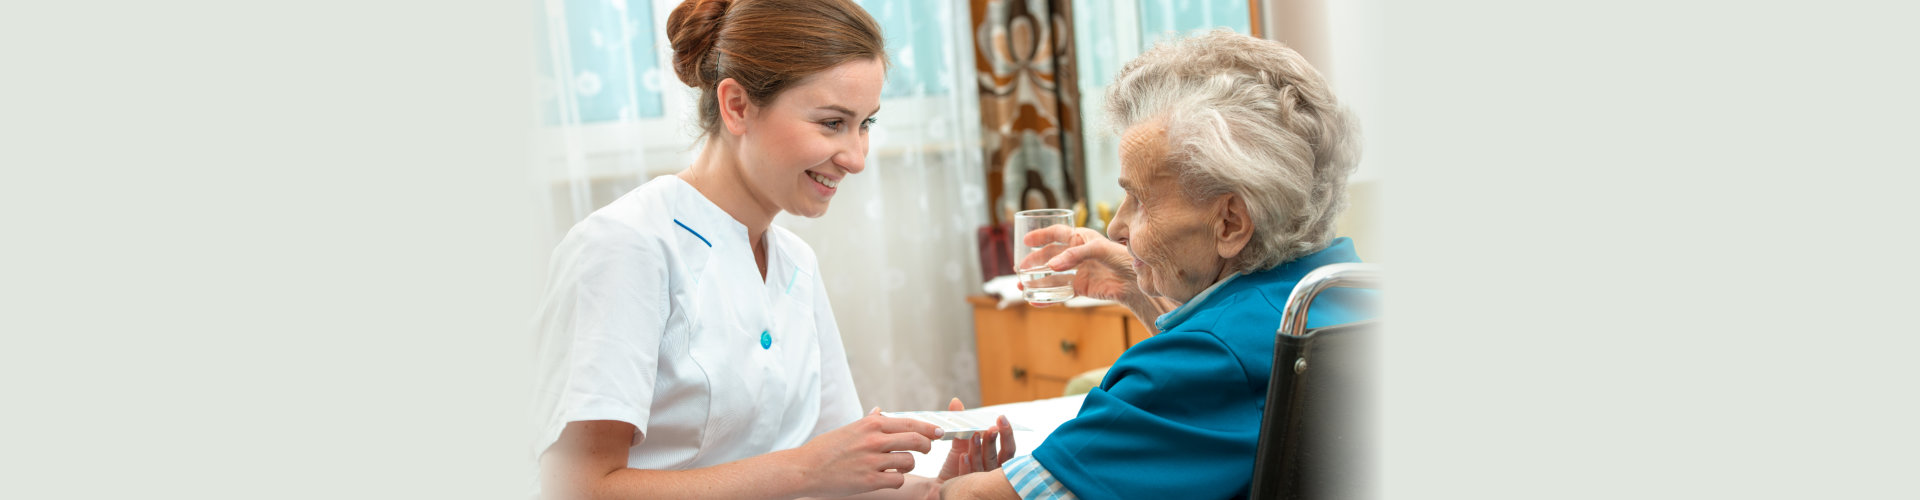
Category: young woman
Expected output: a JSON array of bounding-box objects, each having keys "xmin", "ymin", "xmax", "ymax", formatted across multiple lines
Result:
[{"xmin": 532, "ymin": 1, "xmax": 1013, "ymax": 499}]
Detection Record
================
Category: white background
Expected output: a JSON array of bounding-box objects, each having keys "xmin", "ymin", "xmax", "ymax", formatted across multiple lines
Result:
[{"xmin": 3, "ymin": 0, "xmax": 1917, "ymax": 498}]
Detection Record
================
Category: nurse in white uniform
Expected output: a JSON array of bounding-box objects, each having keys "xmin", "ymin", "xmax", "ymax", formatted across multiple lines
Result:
[{"xmin": 533, "ymin": 1, "xmax": 1013, "ymax": 499}]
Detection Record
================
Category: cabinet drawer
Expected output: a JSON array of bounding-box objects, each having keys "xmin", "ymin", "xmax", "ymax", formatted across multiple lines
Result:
[
  {"xmin": 971, "ymin": 305, "xmax": 1031, "ymax": 407},
  {"xmin": 970, "ymin": 296, "xmax": 1146, "ymax": 404},
  {"xmin": 1023, "ymin": 306, "xmax": 1129, "ymax": 380},
  {"xmin": 1029, "ymin": 376, "xmax": 1069, "ymax": 403}
]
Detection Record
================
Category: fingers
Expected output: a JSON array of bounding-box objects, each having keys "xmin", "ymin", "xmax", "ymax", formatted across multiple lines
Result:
[
  {"xmin": 1016, "ymin": 244, "xmax": 1061, "ymax": 271},
  {"xmin": 882, "ymin": 451, "xmax": 917, "ymax": 473},
  {"xmin": 996, "ymin": 416, "xmax": 1017, "ymax": 465},
  {"xmin": 1071, "ymin": 226, "xmax": 1112, "ymax": 246},
  {"xmin": 1050, "ymin": 235, "xmax": 1130, "ymax": 270},
  {"xmin": 876, "ymin": 426, "xmax": 935, "ymax": 454},
  {"xmin": 947, "ymin": 425, "xmax": 973, "ymax": 459},
  {"xmin": 1020, "ymin": 224, "xmax": 1075, "ymax": 247},
  {"xmin": 868, "ymin": 470, "xmax": 908, "ymax": 490},
  {"xmin": 979, "ymin": 428, "xmax": 999, "ymax": 470},
  {"xmin": 965, "ymin": 433, "xmax": 984, "ymax": 473},
  {"xmin": 1046, "ymin": 234, "xmax": 1130, "ymax": 272},
  {"xmin": 874, "ymin": 415, "xmax": 944, "ymax": 441},
  {"xmin": 1044, "ymin": 243, "xmax": 1089, "ymax": 272},
  {"xmin": 1017, "ymin": 225, "xmax": 1082, "ymax": 270},
  {"xmin": 941, "ymin": 397, "xmax": 970, "ymax": 469}
]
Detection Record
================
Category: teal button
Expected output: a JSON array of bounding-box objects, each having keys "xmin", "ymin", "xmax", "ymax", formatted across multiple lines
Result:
[{"xmin": 760, "ymin": 330, "xmax": 772, "ymax": 349}]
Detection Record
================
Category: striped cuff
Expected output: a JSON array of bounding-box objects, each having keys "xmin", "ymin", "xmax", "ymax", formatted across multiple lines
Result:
[{"xmin": 1001, "ymin": 455, "xmax": 1080, "ymax": 500}]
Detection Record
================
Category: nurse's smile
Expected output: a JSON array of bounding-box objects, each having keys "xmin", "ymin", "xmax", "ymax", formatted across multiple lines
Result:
[{"xmin": 805, "ymin": 169, "xmax": 840, "ymax": 198}]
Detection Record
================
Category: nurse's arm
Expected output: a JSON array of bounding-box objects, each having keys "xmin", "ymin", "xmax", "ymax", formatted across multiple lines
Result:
[
  {"xmin": 937, "ymin": 471, "xmax": 1018, "ymax": 500},
  {"xmin": 543, "ymin": 417, "xmax": 941, "ymax": 500},
  {"xmin": 541, "ymin": 420, "xmax": 808, "ymax": 499},
  {"xmin": 800, "ymin": 475, "xmax": 938, "ymax": 500}
]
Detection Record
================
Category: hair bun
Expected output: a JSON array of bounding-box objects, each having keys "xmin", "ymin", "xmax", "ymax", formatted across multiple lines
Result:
[{"xmin": 666, "ymin": 0, "xmax": 729, "ymax": 88}]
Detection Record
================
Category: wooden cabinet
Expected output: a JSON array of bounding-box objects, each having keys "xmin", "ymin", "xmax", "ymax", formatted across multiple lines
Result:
[{"xmin": 968, "ymin": 296, "xmax": 1153, "ymax": 406}]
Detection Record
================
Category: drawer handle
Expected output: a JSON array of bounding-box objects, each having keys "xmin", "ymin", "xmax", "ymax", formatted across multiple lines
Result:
[
  {"xmin": 1059, "ymin": 339, "xmax": 1078, "ymax": 354},
  {"xmin": 1012, "ymin": 366, "xmax": 1028, "ymax": 380}
]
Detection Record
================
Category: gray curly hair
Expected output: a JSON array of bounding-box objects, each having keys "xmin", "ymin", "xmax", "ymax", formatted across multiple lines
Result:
[{"xmin": 1106, "ymin": 29, "xmax": 1360, "ymax": 273}]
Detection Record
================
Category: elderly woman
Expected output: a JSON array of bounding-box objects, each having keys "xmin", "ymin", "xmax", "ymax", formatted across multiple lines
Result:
[{"xmin": 943, "ymin": 30, "xmax": 1373, "ymax": 500}]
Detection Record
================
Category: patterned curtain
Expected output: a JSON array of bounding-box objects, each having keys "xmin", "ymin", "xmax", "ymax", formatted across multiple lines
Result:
[{"xmin": 971, "ymin": 0, "xmax": 1086, "ymax": 227}]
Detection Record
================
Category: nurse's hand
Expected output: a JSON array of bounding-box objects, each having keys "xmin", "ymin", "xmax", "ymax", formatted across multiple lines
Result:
[
  {"xmin": 936, "ymin": 398, "xmax": 1016, "ymax": 481},
  {"xmin": 789, "ymin": 409, "xmax": 942, "ymax": 498}
]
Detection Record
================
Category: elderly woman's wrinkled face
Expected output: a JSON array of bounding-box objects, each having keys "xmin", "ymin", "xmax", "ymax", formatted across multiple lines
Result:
[{"xmin": 1108, "ymin": 123, "xmax": 1240, "ymax": 304}]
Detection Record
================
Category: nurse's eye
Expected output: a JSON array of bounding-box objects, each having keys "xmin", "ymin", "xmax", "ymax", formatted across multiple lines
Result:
[
  {"xmin": 859, "ymin": 116, "xmax": 877, "ymax": 132},
  {"xmin": 820, "ymin": 119, "xmax": 844, "ymax": 132}
]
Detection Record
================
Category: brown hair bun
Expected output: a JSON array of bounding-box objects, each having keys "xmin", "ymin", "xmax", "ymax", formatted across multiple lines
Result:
[
  {"xmin": 666, "ymin": 0, "xmax": 729, "ymax": 89},
  {"xmin": 664, "ymin": 0, "xmax": 887, "ymax": 139}
]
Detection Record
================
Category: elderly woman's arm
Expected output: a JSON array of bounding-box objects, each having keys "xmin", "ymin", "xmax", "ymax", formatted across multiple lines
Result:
[
  {"xmin": 938, "ymin": 471, "xmax": 1020, "ymax": 500},
  {"xmin": 1020, "ymin": 226, "xmax": 1172, "ymax": 333}
]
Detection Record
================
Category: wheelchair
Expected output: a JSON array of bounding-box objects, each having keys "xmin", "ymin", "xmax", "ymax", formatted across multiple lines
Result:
[{"xmin": 1250, "ymin": 263, "xmax": 1382, "ymax": 500}]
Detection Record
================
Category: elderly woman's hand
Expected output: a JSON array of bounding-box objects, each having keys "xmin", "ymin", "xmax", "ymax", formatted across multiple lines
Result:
[
  {"xmin": 1018, "ymin": 225, "xmax": 1140, "ymax": 307},
  {"xmin": 936, "ymin": 398, "xmax": 1016, "ymax": 481}
]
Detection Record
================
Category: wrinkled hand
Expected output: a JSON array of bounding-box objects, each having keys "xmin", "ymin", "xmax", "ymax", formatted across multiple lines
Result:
[
  {"xmin": 791, "ymin": 409, "xmax": 943, "ymax": 498},
  {"xmin": 1018, "ymin": 225, "xmax": 1139, "ymax": 307},
  {"xmin": 936, "ymin": 398, "xmax": 1016, "ymax": 481}
]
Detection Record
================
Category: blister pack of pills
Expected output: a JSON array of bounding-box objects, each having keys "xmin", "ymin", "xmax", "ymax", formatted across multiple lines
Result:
[{"xmin": 880, "ymin": 410, "xmax": 1029, "ymax": 440}]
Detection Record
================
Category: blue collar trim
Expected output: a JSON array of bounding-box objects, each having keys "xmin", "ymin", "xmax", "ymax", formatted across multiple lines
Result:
[{"xmin": 1153, "ymin": 272, "xmax": 1244, "ymax": 332}]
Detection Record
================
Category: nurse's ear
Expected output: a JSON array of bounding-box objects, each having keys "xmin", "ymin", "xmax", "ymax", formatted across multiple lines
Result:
[{"xmin": 716, "ymin": 77, "xmax": 754, "ymax": 137}]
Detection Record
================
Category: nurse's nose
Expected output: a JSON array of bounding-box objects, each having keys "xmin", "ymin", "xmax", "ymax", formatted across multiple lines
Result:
[{"xmin": 835, "ymin": 130, "xmax": 868, "ymax": 175}]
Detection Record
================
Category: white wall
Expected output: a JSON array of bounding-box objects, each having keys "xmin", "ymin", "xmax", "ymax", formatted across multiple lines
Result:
[{"xmin": 1263, "ymin": 0, "xmax": 1387, "ymax": 259}]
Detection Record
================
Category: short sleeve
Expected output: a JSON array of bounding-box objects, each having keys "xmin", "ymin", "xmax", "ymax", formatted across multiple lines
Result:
[
  {"xmin": 1028, "ymin": 331, "xmax": 1264, "ymax": 500},
  {"xmin": 531, "ymin": 221, "xmax": 671, "ymax": 459},
  {"xmin": 808, "ymin": 271, "xmax": 862, "ymax": 437}
]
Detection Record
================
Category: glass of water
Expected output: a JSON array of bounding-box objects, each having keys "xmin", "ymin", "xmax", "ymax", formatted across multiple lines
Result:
[{"xmin": 1013, "ymin": 209, "xmax": 1077, "ymax": 304}]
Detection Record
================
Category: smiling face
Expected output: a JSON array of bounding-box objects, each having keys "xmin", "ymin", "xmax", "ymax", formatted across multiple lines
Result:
[
  {"xmin": 730, "ymin": 57, "xmax": 885, "ymax": 218},
  {"xmin": 1107, "ymin": 122, "xmax": 1238, "ymax": 304}
]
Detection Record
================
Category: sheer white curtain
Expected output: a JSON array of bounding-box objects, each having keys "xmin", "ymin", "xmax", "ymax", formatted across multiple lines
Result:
[
  {"xmin": 534, "ymin": 0, "xmax": 988, "ymax": 411},
  {"xmin": 534, "ymin": 0, "xmax": 692, "ymax": 242},
  {"xmin": 776, "ymin": 1, "xmax": 989, "ymax": 412}
]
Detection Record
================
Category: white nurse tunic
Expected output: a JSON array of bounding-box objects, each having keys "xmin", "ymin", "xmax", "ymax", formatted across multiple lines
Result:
[{"xmin": 531, "ymin": 175, "xmax": 862, "ymax": 471}]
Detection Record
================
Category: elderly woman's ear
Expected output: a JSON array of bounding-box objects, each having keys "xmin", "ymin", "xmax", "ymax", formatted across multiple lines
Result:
[{"xmin": 1213, "ymin": 193, "xmax": 1254, "ymax": 261}]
